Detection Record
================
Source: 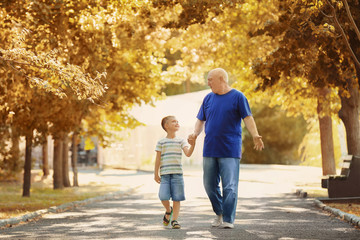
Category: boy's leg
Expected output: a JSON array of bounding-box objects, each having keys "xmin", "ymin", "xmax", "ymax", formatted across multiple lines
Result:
[
  {"xmin": 159, "ymin": 175, "xmax": 172, "ymax": 222},
  {"xmin": 170, "ymin": 174, "xmax": 185, "ymax": 225},
  {"xmin": 161, "ymin": 200, "xmax": 172, "ymax": 221},
  {"xmin": 172, "ymin": 201, "xmax": 180, "ymax": 220}
]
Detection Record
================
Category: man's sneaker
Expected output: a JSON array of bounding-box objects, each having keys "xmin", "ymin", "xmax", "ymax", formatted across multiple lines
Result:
[
  {"xmin": 211, "ymin": 214, "xmax": 223, "ymax": 227},
  {"xmin": 221, "ymin": 222, "xmax": 234, "ymax": 229}
]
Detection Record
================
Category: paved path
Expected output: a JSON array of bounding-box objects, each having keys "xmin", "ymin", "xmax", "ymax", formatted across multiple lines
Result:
[{"xmin": 1, "ymin": 165, "xmax": 360, "ymax": 239}]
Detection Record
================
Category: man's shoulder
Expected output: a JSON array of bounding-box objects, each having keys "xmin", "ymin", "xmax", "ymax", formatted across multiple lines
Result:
[
  {"xmin": 230, "ymin": 88, "xmax": 244, "ymax": 95},
  {"xmin": 204, "ymin": 91, "xmax": 214, "ymax": 98},
  {"xmin": 230, "ymin": 89, "xmax": 247, "ymax": 99}
]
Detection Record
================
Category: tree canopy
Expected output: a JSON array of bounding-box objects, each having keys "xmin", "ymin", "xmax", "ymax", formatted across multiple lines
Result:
[{"xmin": 1, "ymin": 0, "xmax": 359, "ymax": 186}]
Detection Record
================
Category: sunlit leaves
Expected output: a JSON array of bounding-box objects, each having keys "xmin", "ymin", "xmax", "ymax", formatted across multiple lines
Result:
[
  {"xmin": 0, "ymin": 46, "xmax": 106, "ymax": 101},
  {"xmin": 248, "ymin": 0, "xmax": 360, "ymax": 119}
]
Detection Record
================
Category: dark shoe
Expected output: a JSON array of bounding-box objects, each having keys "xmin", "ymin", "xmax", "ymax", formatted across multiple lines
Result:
[
  {"xmin": 171, "ymin": 220, "xmax": 181, "ymax": 229},
  {"xmin": 163, "ymin": 207, "xmax": 173, "ymax": 226}
]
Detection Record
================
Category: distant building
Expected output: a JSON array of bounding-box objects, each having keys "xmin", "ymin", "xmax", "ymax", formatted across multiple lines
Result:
[{"xmin": 97, "ymin": 90, "xmax": 210, "ymax": 170}]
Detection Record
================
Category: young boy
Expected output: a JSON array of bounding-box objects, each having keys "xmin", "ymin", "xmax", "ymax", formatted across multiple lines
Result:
[{"xmin": 154, "ymin": 116, "xmax": 195, "ymax": 229}]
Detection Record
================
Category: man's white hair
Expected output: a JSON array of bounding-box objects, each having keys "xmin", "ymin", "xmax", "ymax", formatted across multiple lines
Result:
[{"xmin": 209, "ymin": 68, "xmax": 228, "ymax": 83}]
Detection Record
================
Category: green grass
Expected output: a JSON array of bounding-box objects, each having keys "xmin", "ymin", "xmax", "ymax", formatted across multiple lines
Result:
[{"xmin": 0, "ymin": 179, "xmax": 121, "ymax": 219}]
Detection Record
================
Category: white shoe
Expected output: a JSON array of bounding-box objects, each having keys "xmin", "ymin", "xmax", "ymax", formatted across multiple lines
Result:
[
  {"xmin": 221, "ymin": 222, "xmax": 234, "ymax": 229},
  {"xmin": 211, "ymin": 214, "xmax": 223, "ymax": 227}
]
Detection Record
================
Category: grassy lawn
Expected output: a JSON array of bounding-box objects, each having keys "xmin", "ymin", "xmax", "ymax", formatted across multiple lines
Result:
[
  {"xmin": 326, "ymin": 203, "xmax": 360, "ymax": 217},
  {"xmin": 0, "ymin": 170, "xmax": 122, "ymax": 219}
]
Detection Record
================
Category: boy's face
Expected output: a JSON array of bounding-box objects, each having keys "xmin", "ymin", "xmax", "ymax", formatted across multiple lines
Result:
[{"xmin": 165, "ymin": 117, "xmax": 180, "ymax": 132}]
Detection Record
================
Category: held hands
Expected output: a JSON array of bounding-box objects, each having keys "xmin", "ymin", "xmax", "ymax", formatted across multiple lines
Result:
[
  {"xmin": 187, "ymin": 133, "xmax": 197, "ymax": 146},
  {"xmin": 253, "ymin": 135, "xmax": 264, "ymax": 151}
]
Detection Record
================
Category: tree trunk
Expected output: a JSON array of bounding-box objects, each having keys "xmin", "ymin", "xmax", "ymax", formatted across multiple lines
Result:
[
  {"xmin": 62, "ymin": 134, "xmax": 71, "ymax": 187},
  {"xmin": 71, "ymin": 132, "xmax": 79, "ymax": 187},
  {"xmin": 53, "ymin": 137, "xmax": 64, "ymax": 189},
  {"xmin": 338, "ymin": 78, "xmax": 360, "ymax": 156},
  {"xmin": 42, "ymin": 135, "xmax": 49, "ymax": 178},
  {"xmin": 10, "ymin": 126, "xmax": 20, "ymax": 174},
  {"xmin": 22, "ymin": 133, "xmax": 33, "ymax": 197},
  {"xmin": 317, "ymin": 88, "xmax": 336, "ymax": 175},
  {"xmin": 185, "ymin": 78, "xmax": 191, "ymax": 93}
]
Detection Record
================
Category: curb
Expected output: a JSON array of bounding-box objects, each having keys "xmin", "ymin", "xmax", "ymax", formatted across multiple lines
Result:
[
  {"xmin": 295, "ymin": 189, "xmax": 308, "ymax": 198},
  {"xmin": 314, "ymin": 199, "xmax": 360, "ymax": 227},
  {"xmin": 0, "ymin": 188, "xmax": 133, "ymax": 229}
]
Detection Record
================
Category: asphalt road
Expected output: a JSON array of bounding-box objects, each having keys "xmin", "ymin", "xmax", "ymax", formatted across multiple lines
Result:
[{"xmin": 1, "ymin": 165, "xmax": 360, "ymax": 239}]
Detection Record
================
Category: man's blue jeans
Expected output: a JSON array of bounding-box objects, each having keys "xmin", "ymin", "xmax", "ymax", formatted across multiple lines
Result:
[{"xmin": 203, "ymin": 157, "xmax": 240, "ymax": 224}]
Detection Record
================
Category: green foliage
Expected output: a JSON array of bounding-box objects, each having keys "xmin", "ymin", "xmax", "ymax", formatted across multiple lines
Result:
[{"xmin": 242, "ymin": 102, "xmax": 308, "ymax": 165}]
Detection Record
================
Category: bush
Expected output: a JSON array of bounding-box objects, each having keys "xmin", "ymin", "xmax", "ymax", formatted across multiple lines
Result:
[{"xmin": 242, "ymin": 103, "xmax": 308, "ymax": 165}]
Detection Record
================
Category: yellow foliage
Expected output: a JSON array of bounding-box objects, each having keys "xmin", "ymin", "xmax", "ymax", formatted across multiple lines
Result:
[{"xmin": 84, "ymin": 137, "xmax": 95, "ymax": 151}]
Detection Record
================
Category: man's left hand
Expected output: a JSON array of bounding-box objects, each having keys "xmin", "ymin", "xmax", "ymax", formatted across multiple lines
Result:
[{"xmin": 253, "ymin": 135, "xmax": 264, "ymax": 151}]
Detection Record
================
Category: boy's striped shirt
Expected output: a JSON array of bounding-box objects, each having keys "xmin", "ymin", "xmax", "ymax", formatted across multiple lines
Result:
[{"xmin": 155, "ymin": 137, "xmax": 187, "ymax": 175}]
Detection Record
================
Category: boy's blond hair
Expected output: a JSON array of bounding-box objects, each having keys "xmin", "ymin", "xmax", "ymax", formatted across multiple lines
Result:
[{"xmin": 161, "ymin": 115, "xmax": 175, "ymax": 132}]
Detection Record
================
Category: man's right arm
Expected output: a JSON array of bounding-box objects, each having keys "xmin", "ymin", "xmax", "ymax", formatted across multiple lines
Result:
[
  {"xmin": 189, "ymin": 119, "xmax": 204, "ymax": 141},
  {"xmin": 194, "ymin": 119, "xmax": 204, "ymax": 136}
]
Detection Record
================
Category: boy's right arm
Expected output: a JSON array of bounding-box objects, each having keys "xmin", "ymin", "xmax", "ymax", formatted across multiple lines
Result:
[{"xmin": 154, "ymin": 151, "xmax": 161, "ymax": 184}]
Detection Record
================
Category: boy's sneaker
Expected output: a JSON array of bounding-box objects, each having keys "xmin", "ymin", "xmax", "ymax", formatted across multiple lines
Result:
[
  {"xmin": 221, "ymin": 222, "xmax": 234, "ymax": 229},
  {"xmin": 211, "ymin": 214, "xmax": 223, "ymax": 227}
]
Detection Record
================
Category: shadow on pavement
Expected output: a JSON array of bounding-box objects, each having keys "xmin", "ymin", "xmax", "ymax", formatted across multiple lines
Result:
[{"xmin": 1, "ymin": 191, "xmax": 359, "ymax": 239}]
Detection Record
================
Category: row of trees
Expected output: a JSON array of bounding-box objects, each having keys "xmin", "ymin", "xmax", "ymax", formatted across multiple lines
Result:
[
  {"xmin": 0, "ymin": 0, "xmax": 167, "ymax": 196},
  {"xmin": 1, "ymin": 0, "xmax": 359, "ymax": 198},
  {"xmin": 0, "ymin": 0, "xmax": 240, "ymax": 197}
]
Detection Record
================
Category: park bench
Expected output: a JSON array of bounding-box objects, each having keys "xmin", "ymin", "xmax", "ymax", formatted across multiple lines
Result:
[{"xmin": 321, "ymin": 155, "xmax": 360, "ymax": 198}]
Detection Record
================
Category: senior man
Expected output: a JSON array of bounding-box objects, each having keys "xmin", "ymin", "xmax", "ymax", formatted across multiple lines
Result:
[{"xmin": 188, "ymin": 68, "xmax": 264, "ymax": 229}]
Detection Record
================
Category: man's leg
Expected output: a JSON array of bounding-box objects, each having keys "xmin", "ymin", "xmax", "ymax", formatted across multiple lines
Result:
[
  {"xmin": 203, "ymin": 157, "xmax": 222, "ymax": 216},
  {"xmin": 219, "ymin": 158, "xmax": 240, "ymax": 224}
]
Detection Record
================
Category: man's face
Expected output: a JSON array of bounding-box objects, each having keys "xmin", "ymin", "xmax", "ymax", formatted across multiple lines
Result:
[{"xmin": 207, "ymin": 72, "xmax": 221, "ymax": 94}]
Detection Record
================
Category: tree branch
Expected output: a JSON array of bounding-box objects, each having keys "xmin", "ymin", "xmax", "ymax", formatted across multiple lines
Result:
[
  {"xmin": 342, "ymin": 0, "xmax": 360, "ymax": 41},
  {"xmin": 324, "ymin": 0, "xmax": 360, "ymax": 68}
]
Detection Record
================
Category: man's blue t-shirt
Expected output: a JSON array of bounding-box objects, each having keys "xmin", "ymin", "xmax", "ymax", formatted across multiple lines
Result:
[{"xmin": 196, "ymin": 89, "xmax": 252, "ymax": 158}]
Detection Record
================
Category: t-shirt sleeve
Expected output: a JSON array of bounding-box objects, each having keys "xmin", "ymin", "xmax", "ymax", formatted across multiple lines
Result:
[
  {"xmin": 155, "ymin": 141, "xmax": 162, "ymax": 152},
  {"xmin": 196, "ymin": 98, "xmax": 207, "ymax": 121},
  {"xmin": 239, "ymin": 93, "xmax": 252, "ymax": 119},
  {"xmin": 181, "ymin": 138, "xmax": 189, "ymax": 149}
]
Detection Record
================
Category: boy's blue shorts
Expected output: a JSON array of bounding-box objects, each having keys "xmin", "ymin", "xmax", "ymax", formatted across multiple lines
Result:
[{"xmin": 159, "ymin": 174, "xmax": 185, "ymax": 201}]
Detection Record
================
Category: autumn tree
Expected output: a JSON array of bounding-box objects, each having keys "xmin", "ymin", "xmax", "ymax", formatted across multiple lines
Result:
[
  {"xmin": 250, "ymin": 0, "xmax": 360, "ymax": 169},
  {"xmin": 1, "ymin": 0, "xmax": 203, "ymax": 192},
  {"xmin": 0, "ymin": 1, "xmax": 106, "ymax": 196}
]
